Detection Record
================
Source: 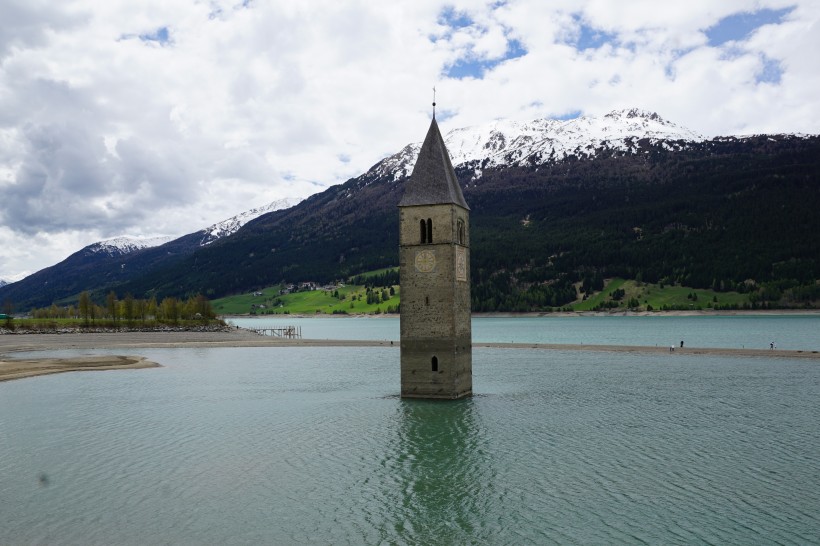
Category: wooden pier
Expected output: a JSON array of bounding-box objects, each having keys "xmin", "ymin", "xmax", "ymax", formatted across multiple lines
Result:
[{"xmin": 251, "ymin": 326, "xmax": 302, "ymax": 339}]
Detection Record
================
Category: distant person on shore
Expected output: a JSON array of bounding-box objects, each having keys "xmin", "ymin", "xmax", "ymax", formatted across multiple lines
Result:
[{"xmin": 680, "ymin": 340, "xmax": 684, "ymax": 348}]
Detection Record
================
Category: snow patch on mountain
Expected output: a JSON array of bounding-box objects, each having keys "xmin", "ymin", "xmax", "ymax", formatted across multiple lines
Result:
[
  {"xmin": 369, "ymin": 108, "xmax": 704, "ymax": 181},
  {"xmin": 197, "ymin": 197, "xmax": 302, "ymax": 246},
  {"xmin": 87, "ymin": 236, "xmax": 174, "ymax": 257},
  {"xmin": 81, "ymin": 198, "xmax": 302, "ymax": 259}
]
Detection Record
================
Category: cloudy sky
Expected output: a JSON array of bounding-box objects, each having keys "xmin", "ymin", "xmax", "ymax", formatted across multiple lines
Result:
[{"xmin": 1, "ymin": 0, "xmax": 818, "ymax": 281}]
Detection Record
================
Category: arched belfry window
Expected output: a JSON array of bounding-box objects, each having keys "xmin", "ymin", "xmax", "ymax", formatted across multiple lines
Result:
[
  {"xmin": 426, "ymin": 219, "xmax": 433, "ymax": 243},
  {"xmin": 420, "ymin": 219, "xmax": 427, "ymax": 244},
  {"xmin": 431, "ymin": 356, "xmax": 439, "ymax": 372},
  {"xmin": 457, "ymin": 219, "xmax": 465, "ymax": 245}
]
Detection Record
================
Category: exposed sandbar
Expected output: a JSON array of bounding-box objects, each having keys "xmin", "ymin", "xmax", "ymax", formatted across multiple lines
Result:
[
  {"xmin": 0, "ymin": 329, "xmax": 269, "ymax": 354},
  {"xmin": 0, "ymin": 354, "xmax": 160, "ymax": 383},
  {"xmin": 2, "ymin": 330, "xmax": 818, "ymax": 364}
]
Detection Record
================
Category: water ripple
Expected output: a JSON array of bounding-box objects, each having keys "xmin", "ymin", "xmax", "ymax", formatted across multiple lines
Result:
[{"xmin": 1, "ymin": 347, "xmax": 819, "ymax": 544}]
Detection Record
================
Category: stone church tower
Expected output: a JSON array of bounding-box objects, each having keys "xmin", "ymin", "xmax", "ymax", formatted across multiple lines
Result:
[{"xmin": 398, "ymin": 116, "xmax": 472, "ymax": 399}]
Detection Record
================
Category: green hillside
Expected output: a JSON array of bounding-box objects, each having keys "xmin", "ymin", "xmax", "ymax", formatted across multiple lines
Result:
[
  {"xmin": 572, "ymin": 278, "xmax": 750, "ymax": 312},
  {"xmin": 213, "ymin": 269, "xmax": 758, "ymax": 316},
  {"xmin": 213, "ymin": 280, "xmax": 400, "ymax": 316}
]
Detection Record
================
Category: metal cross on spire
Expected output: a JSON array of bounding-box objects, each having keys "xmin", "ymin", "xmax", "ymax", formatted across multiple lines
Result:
[{"xmin": 432, "ymin": 86, "xmax": 436, "ymax": 119}]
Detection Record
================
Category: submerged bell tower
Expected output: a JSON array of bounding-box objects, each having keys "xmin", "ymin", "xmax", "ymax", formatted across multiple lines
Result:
[{"xmin": 398, "ymin": 107, "xmax": 472, "ymax": 399}]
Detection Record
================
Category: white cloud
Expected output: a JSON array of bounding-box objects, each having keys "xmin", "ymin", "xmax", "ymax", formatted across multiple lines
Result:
[
  {"xmin": 0, "ymin": 226, "xmax": 105, "ymax": 282},
  {"xmin": 0, "ymin": 0, "xmax": 818, "ymax": 280}
]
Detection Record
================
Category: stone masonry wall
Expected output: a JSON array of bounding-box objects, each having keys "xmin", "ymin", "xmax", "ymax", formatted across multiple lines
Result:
[{"xmin": 399, "ymin": 203, "xmax": 472, "ymax": 398}]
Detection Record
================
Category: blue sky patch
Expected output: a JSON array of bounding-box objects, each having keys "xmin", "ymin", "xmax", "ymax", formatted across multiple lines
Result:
[
  {"xmin": 446, "ymin": 57, "xmax": 489, "ymax": 79},
  {"xmin": 139, "ymin": 27, "xmax": 171, "ymax": 45},
  {"xmin": 555, "ymin": 110, "xmax": 582, "ymax": 121},
  {"xmin": 437, "ymin": 6, "xmax": 526, "ymax": 80},
  {"xmin": 756, "ymin": 55, "xmax": 784, "ymax": 84},
  {"xmin": 435, "ymin": 109, "xmax": 456, "ymax": 123},
  {"xmin": 570, "ymin": 15, "xmax": 617, "ymax": 51},
  {"xmin": 445, "ymin": 38, "xmax": 526, "ymax": 79},
  {"xmin": 506, "ymin": 39, "xmax": 526, "ymax": 60},
  {"xmin": 438, "ymin": 6, "xmax": 474, "ymax": 29},
  {"xmin": 706, "ymin": 7, "xmax": 794, "ymax": 46}
]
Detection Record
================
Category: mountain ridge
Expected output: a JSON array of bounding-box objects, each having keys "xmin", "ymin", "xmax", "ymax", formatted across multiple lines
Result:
[
  {"xmin": 370, "ymin": 108, "xmax": 705, "ymax": 182},
  {"xmin": 196, "ymin": 198, "xmax": 303, "ymax": 247},
  {"xmin": 87, "ymin": 236, "xmax": 175, "ymax": 258},
  {"xmin": 0, "ymin": 198, "xmax": 301, "ymax": 304},
  {"xmin": 2, "ymin": 109, "xmax": 818, "ymax": 310},
  {"xmin": 83, "ymin": 197, "xmax": 304, "ymax": 260},
  {"xmin": 1, "ymin": 198, "xmax": 303, "ymax": 286},
  {"xmin": 114, "ymin": 131, "xmax": 818, "ymax": 310}
]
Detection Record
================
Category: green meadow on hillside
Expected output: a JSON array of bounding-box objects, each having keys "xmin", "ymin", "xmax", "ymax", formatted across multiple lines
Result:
[
  {"xmin": 212, "ymin": 282, "xmax": 400, "ymax": 316},
  {"xmin": 213, "ymin": 270, "xmax": 756, "ymax": 316},
  {"xmin": 572, "ymin": 279, "xmax": 749, "ymax": 312}
]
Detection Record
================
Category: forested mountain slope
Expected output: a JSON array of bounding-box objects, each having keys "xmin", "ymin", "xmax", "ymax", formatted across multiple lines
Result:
[
  {"xmin": 119, "ymin": 134, "xmax": 820, "ymax": 310},
  {"xmin": 2, "ymin": 109, "xmax": 818, "ymax": 311},
  {"xmin": 0, "ymin": 199, "xmax": 299, "ymax": 309}
]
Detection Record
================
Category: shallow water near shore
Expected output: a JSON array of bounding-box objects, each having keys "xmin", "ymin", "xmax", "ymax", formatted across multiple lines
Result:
[{"xmin": 2, "ymin": 344, "xmax": 819, "ymax": 544}]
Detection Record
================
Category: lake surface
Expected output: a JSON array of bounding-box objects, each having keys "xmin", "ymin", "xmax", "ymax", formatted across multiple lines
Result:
[
  {"xmin": 2, "ymin": 331, "xmax": 820, "ymax": 544},
  {"xmin": 229, "ymin": 314, "xmax": 820, "ymax": 351}
]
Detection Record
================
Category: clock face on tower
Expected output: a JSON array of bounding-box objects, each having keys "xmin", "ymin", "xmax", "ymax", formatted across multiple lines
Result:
[{"xmin": 414, "ymin": 249, "xmax": 436, "ymax": 272}]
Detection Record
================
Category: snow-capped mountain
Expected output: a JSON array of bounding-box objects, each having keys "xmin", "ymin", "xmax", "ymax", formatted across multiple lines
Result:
[
  {"xmin": 196, "ymin": 197, "xmax": 302, "ymax": 246},
  {"xmin": 0, "ymin": 198, "xmax": 304, "ymax": 297},
  {"xmin": 371, "ymin": 108, "xmax": 704, "ymax": 181},
  {"xmin": 83, "ymin": 198, "xmax": 303, "ymax": 259},
  {"xmin": 3, "ymin": 106, "xmax": 817, "ymax": 311},
  {"xmin": 86, "ymin": 236, "xmax": 174, "ymax": 257}
]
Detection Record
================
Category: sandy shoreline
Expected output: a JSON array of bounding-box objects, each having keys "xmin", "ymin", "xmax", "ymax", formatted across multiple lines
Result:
[
  {"xmin": 0, "ymin": 354, "xmax": 160, "ymax": 382},
  {"xmin": 1, "ymin": 329, "xmax": 818, "ymax": 383}
]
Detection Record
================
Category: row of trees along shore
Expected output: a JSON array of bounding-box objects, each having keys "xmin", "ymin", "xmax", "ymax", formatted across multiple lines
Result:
[{"xmin": 22, "ymin": 291, "xmax": 217, "ymax": 328}]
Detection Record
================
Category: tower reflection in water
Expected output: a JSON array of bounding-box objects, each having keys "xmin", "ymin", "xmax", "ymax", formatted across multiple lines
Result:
[{"xmin": 382, "ymin": 397, "xmax": 495, "ymax": 544}]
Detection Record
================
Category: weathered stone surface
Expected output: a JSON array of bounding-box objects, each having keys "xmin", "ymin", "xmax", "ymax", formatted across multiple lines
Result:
[{"xmin": 399, "ymin": 118, "xmax": 472, "ymax": 399}]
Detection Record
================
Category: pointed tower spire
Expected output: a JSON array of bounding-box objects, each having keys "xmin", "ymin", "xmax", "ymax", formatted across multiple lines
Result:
[{"xmin": 398, "ymin": 118, "xmax": 469, "ymax": 209}]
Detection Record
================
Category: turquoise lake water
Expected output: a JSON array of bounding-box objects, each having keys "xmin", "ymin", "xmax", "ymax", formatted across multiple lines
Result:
[
  {"xmin": 2, "ymin": 316, "xmax": 819, "ymax": 544},
  {"xmin": 229, "ymin": 314, "xmax": 820, "ymax": 351}
]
